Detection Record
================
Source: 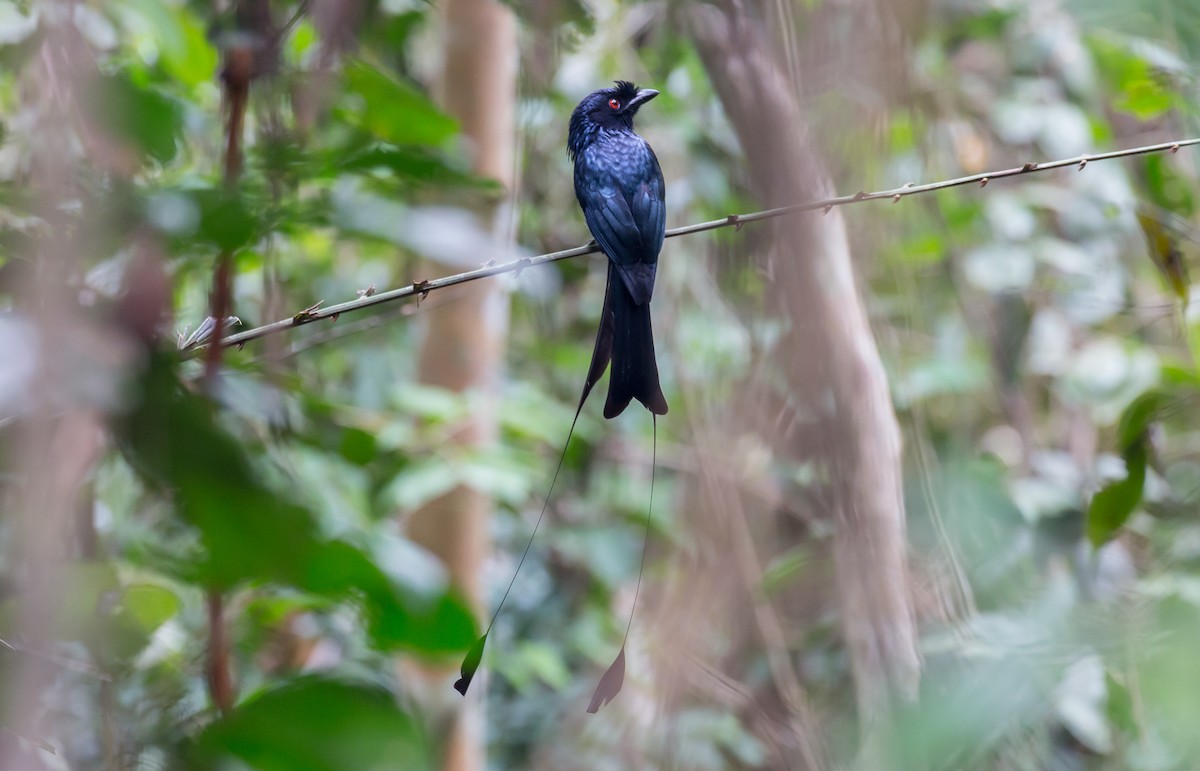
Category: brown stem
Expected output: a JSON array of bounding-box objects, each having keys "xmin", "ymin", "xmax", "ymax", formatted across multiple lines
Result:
[
  {"xmin": 202, "ymin": 253, "xmax": 234, "ymax": 384},
  {"xmin": 205, "ymin": 591, "xmax": 235, "ymax": 715},
  {"xmin": 221, "ymin": 46, "xmax": 253, "ymax": 185},
  {"xmin": 201, "ymin": 18, "xmax": 257, "ymax": 717}
]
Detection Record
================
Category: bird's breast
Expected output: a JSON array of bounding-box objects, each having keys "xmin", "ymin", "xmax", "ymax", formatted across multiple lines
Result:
[{"xmin": 578, "ymin": 131, "xmax": 654, "ymax": 182}]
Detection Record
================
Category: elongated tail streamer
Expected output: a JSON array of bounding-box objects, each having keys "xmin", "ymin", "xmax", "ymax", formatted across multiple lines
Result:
[
  {"xmin": 587, "ymin": 415, "xmax": 657, "ymax": 713},
  {"xmin": 454, "ymin": 407, "xmax": 586, "ymax": 697},
  {"xmin": 455, "ymin": 293, "xmax": 614, "ymax": 697}
]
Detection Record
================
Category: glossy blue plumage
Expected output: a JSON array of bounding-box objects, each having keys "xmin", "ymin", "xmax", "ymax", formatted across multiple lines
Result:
[{"xmin": 568, "ymin": 82, "xmax": 668, "ymax": 417}]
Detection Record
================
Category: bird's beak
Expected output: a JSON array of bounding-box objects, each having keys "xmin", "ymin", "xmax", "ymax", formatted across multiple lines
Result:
[{"xmin": 629, "ymin": 88, "xmax": 660, "ymax": 109}]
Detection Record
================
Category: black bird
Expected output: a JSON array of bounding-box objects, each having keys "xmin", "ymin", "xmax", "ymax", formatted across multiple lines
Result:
[
  {"xmin": 453, "ymin": 82, "xmax": 667, "ymax": 705},
  {"xmin": 568, "ymin": 81, "xmax": 668, "ymax": 418}
]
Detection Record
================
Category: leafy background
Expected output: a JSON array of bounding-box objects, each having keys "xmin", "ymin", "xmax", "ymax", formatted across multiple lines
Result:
[{"xmin": 1, "ymin": 0, "xmax": 1200, "ymax": 769}]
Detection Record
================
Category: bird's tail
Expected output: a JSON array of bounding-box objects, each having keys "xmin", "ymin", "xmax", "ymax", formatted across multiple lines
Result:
[{"xmin": 604, "ymin": 263, "xmax": 668, "ymax": 418}]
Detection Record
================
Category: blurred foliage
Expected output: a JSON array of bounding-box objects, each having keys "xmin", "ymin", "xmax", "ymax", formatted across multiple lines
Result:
[{"xmin": 0, "ymin": 0, "xmax": 1200, "ymax": 769}]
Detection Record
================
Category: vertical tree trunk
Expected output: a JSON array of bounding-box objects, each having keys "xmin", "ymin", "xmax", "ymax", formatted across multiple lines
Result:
[
  {"xmin": 689, "ymin": 1, "xmax": 919, "ymax": 736},
  {"xmin": 404, "ymin": 1, "xmax": 516, "ymax": 769},
  {"xmin": 0, "ymin": 24, "xmax": 112, "ymax": 771}
]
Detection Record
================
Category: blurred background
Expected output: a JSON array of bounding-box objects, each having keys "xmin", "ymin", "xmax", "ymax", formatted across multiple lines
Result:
[{"xmin": 1, "ymin": 0, "xmax": 1199, "ymax": 768}]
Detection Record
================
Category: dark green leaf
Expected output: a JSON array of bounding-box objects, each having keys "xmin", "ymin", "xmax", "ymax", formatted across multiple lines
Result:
[
  {"xmin": 338, "ymin": 145, "xmax": 495, "ymax": 189},
  {"xmin": 360, "ymin": 10, "xmax": 426, "ymax": 51},
  {"xmin": 1116, "ymin": 390, "xmax": 1163, "ymax": 450},
  {"xmin": 116, "ymin": 355, "xmax": 321, "ymax": 588},
  {"xmin": 1087, "ymin": 441, "xmax": 1147, "ymax": 547},
  {"xmin": 88, "ymin": 72, "xmax": 183, "ymax": 164},
  {"xmin": 116, "ymin": 354, "xmax": 476, "ymax": 653},
  {"xmin": 948, "ymin": 8, "xmax": 1017, "ymax": 42},
  {"xmin": 298, "ymin": 539, "xmax": 477, "ymax": 653},
  {"xmin": 186, "ymin": 677, "xmax": 428, "ymax": 771},
  {"xmin": 367, "ymin": 581, "xmax": 478, "ymax": 655},
  {"xmin": 339, "ymin": 61, "xmax": 458, "ymax": 147},
  {"xmin": 339, "ymin": 426, "xmax": 378, "ymax": 465},
  {"xmin": 192, "ymin": 188, "xmax": 260, "ymax": 252}
]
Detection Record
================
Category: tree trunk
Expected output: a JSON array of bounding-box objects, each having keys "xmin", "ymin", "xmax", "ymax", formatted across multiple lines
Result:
[
  {"xmin": 0, "ymin": 24, "xmax": 112, "ymax": 771},
  {"xmin": 689, "ymin": 0, "xmax": 919, "ymax": 735},
  {"xmin": 403, "ymin": 1, "xmax": 516, "ymax": 769}
]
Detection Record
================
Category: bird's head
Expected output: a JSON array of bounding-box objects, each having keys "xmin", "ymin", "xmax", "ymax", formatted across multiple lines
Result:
[{"xmin": 568, "ymin": 81, "xmax": 660, "ymax": 159}]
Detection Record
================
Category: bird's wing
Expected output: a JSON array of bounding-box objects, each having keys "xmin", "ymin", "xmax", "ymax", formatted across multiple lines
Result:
[
  {"xmin": 581, "ymin": 180, "xmax": 642, "ymax": 264},
  {"xmin": 631, "ymin": 149, "xmax": 666, "ymax": 259},
  {"xmin": 579, "ymin": 177, "xmax": 659, "ymax": 306}
]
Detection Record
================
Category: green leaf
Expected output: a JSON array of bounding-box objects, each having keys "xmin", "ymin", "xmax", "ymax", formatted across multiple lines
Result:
[
  {"xmin": 114, "ymin": 0, "xmax": 218, "ymax": 88},
  {"xmin": 1161, "ymin": 362, "xmax": 1200, "ymax": 390},
  {"xmin": 191, "ymin": 188, "xmax": 260, "ymax": 252},
  {"xmin": 339, "ymin": 61, "xmax": 458, "ymax": 147},
  {"xmin": 1087, "ymin": 391, "xmax": 1162, "ymax": 546},
  {"xmin": 359, "ymin": 10, "xmax": 426, "ymax": 52},
  {"xmin": 1090, "ymin": 36, "xmax": 1178, "ymax": 121},
  {"xmin": 101, "ymin": 582, "xmax": 184, "ymax": 661},
  {"xmin": 367, "ymin": 583, "xmax": 478, "ymax": 655},
  {"xmin": 337, "ymin": 145, "xmax": 493, "ymax": 189},
  {"xmin": 383, "ymin": 459, "xmax": 459, "ymax": 512},
  {"xmin": 117, "ymin": 355, "xmax": 321, "ymax": 588},
  {"xmin": 186, "ymin": 677, "xmax": 428, "ymax": 771},
  {"xmin": 1142, "ymin": 154, "xmax": 1195, "ymax": 216},
  {"xmin": 87, "ymin": 72, "xmax": 182, "ymax": 163},
  {"xmin": 1087, "ymin": 441, "xmax": 1147, "ymax": 547},
  {"xmin": 339, "ymin": 427, "xmax": 378, "ymax": 466},
  {"xmin": 1116, "ymin": 390, "xmax": 1163, "ymax": 450},
  {"xmin": 1106, "ymin": 670, "xmax": 1138, "ymax": 735},
  {"xmin": 303, "ymin": 540, "xmax": 477, "ymax": 654},
  {"xmin": 116, "ymin": 354, "xmax": 476, "ymax": 654},
  {"xmin": 948, "ymin": 8, "xmax": 1017, "ymax": 41},
  {"xmin": 1117, "ymin": 77, "xmax": 1173, "ymax": 119},
  {"xmin": 121, "ymin": 583, "xmax": 181, "ymax": 633}
]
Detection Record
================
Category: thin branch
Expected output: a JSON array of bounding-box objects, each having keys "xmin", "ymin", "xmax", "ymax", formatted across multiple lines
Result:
[
  {"xmin": 0, "ymin": 637, "xmax": 111, "ymax": 681},
  {"xmin": 277, "ymin": 0, "xmax": 312, "ymax": 40},
  {"xmin": 186, "ymin": 137, "xmax": 1200, "ymax": 355}
]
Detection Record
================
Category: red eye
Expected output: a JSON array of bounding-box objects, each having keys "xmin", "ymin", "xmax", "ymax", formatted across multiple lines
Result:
[{"xmin": 608, "ymin": 98, "xmax": 620, "ymax": 110}]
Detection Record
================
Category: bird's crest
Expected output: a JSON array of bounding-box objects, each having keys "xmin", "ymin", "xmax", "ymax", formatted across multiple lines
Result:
[
  {"xmin": 568, "ymin": 80, "xmax": 652, "ymax": 160},
  {"xmin": 612, "ymin": 80, "xmax": 639, "ymax": 99}
]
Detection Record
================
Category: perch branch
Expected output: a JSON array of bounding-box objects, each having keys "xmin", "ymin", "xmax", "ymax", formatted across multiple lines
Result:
[{"xmin": 185, "ymin": 137, "xmax": 1200, "ymax": 355}]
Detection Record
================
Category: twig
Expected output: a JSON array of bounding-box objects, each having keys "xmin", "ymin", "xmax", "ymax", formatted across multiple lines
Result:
[
  {"xmin": 277, "ymin": 0, "xmax": 312, "ymax": 39},
  {"xmin": 186, "ymin": 137, "xmax": 1200, "ymax": 355},
  {"xmin": 0, "ymin": 638, "xmax": 111, "ymax": 681}
]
